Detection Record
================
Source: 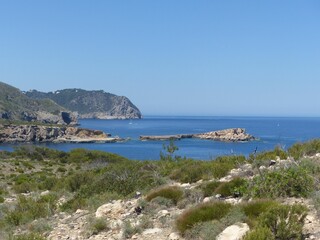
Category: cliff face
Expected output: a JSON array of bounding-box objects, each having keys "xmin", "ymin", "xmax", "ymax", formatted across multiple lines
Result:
[
  {"xmin": 0, "ymin": 82, "xmax": 77, "ymax": 125},
  {"xmin": 0, "ymin": 124, "xmax": 122, "ymax": 143},
  {"xmin": 26, "ymin": 89, "xmax": 142, "ymax": 119}
]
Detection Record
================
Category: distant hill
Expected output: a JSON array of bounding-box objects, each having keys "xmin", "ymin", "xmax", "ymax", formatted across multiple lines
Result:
[
  {"xmin": 26, "ymin": 89, "xmax": 142, "ymax": 119},
  {"xmin": 0, "ymin": 82, "xmax": 76, "ymax": 125}
]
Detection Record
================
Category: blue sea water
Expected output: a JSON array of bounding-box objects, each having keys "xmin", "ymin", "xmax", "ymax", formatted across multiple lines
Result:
[{"xmin": 1, "ymin": 116, "xmax": 320, "ymax": 160}]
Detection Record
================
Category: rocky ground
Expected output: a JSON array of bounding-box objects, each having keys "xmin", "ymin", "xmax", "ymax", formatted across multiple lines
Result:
[{"xmin": 7, "ymin": 156, "xmax": 320, "ymax": 240}]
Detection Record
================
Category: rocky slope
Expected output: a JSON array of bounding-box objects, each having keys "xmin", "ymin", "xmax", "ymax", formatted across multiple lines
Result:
[
  {"xmin": 0, "ymin": 124, "xmax": 123, "ymax": 143},
  {"xmin": 140, "ymin": 128, "xmax": 255, "ymax": 142},
  {"xmin": 26, "ymin": 89, "xmax": 142, "ymax": 119},
  {"xmin": 8, "ymin": 156, "xmax": 319, "ymax": 240},
  {"xmin": 0, "ymin": 82, "xmax": 77, "ymax": 125}
]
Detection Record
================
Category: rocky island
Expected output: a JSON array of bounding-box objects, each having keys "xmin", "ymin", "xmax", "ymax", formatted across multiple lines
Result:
[{"xmin": 140, "ymin": 128, "xmax": 255, "ymax": 142}]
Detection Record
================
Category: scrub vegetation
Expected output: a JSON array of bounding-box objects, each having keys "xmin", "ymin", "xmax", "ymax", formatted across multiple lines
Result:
[{"xmin": 0, "ymin": 139, "xmax": 319, "ymax": 239}]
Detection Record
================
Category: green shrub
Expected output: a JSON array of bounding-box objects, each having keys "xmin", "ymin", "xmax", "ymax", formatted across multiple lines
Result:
[
  {"xmin": 199, "ymin": 181, "xmax": 221, "ymax": 197},
  {"xmin": 243, "ymin": 227, "xmax": 274, "ymax": 240},
  {"xmin": 9, "ymin": 233, "xmax": 46, "ymax": 240},
  {"xmin": 249, "ymin": 147, "xmax": 288, "ymax": 163},
  {"xmin": 258, "ymin": 204, "xmax": 307, "ymax": 240},
  {"xmin": 169, "ymin": 161, "xmax": 211, "ymax": 183},
  {"xmin": 215, "ymin": 178, "xmax": 248, "ymax": 197},
  {"xmin": 289, "ymin": 139, "xmax": 320, "ymax": 160},
  {"xmin": 146, "ymin": 186, "xmax": 183, "ymax": 205},
  {"xmin": 241, "ymin": 200, "xmax": 279, "ymax": 227},
  {"xmin": 248, "ymin": 166, "xmax": 314, "ymax": 198},
  {"xmin": 177, "ymin": 188, "xmax": 203, "ymax": 209},
  {"xmin": 169, "ymin": 155, "xmax": 246, "ymax": 183},
  {"xmin": 185, "ymin": 206, "xmax": 247, "ymax": 240},
  {"xmin": 122, "ymin": 221, "xmax": 142, "ymax": 239},
  {"xmin": 28, "ymin": 219, "xmax": 52, "ymax": 233},
  {"xmin": 312, "ymin": 191, "xmax": 320, "ymax": 217},
  {"xmin": 64, "ymin": 172, "xmax": 94, "ymax": 192},
  {"xmin": 87, "ymin": 217, "xmax": 108, "ymax": 235},
  {"xmin": 176, "ymin": 201, "xmax": 232, "ymax": 235},
  {"xmin": 5, "ymin": 194, "xmax": 57, "ymax": 226},
  {"xmin": 67, "ymin": 149, "xmax": 127, "ymax": 163}
]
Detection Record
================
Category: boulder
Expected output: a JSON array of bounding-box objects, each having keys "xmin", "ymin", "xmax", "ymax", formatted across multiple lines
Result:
[
  {"xmin": 95, "ymin": 200, "xmax": 124, "ymax": 219},
  {"xmin": 217, "ymin": 223, "xmax": 250, "ymax": 240}
]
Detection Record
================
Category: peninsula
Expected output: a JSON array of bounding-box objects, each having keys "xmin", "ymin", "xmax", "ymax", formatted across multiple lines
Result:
[{"xmin": 0, "ymin": 124, "xmax": 123, "ymax": 143}]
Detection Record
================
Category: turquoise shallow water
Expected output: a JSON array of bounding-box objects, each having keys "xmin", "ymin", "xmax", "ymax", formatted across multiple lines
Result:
[{"xmin": 1, "ymin": 116, "xmax": 320, "ymax": 160}]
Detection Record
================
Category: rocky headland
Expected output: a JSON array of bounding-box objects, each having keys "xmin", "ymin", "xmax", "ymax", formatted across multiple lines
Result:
[
  {"xmin": 0, "ymin": 124, "xmax": 123, "ymax": 143},
  {"xmin": 26, "ymin": 89, "xmax": 142, "ymax": 120},
  {"xmin": 0, "ymin": 82, "xmax": 77, "ymax": 125},
  {"xmin": 140, "ymin": 128, "xmax": 255, "ymax": 142}
]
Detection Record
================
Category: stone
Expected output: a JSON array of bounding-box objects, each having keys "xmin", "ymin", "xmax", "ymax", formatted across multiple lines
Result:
[
  {"xmin": 203, "ymin": 196, "xmax": 214, "ymax": 203},
  {"xmin": 217, "ymin": 223, "xmax": 250, "ymax": 240},
  {"xmin": 269, "ymin": 160, "xmax": 277, "ymax": 166},
  {"xmin": 219, "ymin": 175, "xmax": 232, "ymax": 182},
  {"xmin": 157, "ymin": 210, "xmax": 170, "ymax": 218},
  {"xmin": 95, "ymin": 200, "xmax": 124, "ymax": 219},
  {"xmin": 215, "ymin": 194, "xmax": 222, "ymax": 199},
  {"xmin": 168, "ymin": 232, "xmax": 180, "ymax": 240},
  {"xmin": 142, "ymin": 228, "xmax": 163, "ymax": 235}
]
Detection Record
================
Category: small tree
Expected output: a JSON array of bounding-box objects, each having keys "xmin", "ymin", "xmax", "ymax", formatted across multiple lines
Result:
[{"xmin": 160, "ymin": 140, "xmax": 180, "ymax": 161}]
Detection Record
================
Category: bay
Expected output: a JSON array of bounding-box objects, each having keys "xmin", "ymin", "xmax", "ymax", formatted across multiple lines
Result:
[{"xmin": 1, "ymin": 116, "xmax": 320, "ymax": 160}]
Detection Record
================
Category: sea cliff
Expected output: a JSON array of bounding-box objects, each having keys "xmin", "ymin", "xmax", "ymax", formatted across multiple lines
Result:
[{"xmin": 0, "ymin": 124, "xmax": 123, "ymax": 143}]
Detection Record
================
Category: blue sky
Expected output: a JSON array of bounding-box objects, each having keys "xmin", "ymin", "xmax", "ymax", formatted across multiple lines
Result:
[{"xmin": 0, "ymin": 1, "xmax": 319, "ymax": 116}]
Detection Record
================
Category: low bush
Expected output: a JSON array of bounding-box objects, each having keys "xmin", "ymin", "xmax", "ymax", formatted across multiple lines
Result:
[
  {"xmin": 146, "ymin": 186, "xmax": 183, "ymax": 205},
  {"xmin": 185, "ymin": 207, "xmax": 247, "ymax": 240},
  {"xmin": 199, "ymin": 181, "xmax": 221, "ymax": 197},
  {"xmin": 248, "ymin": 166, "xmax": 314, "ymax": 198},
  {"xmin": 87, "ymin": 217, "xmax": 108, "ymax": 235},
  {"xmin": 122, "ymin": 221, "xmax": 142, "ymax": 239},
  {"xmin": 241, "ymin": 199, "xmax": 279, "ymax": 227},
  {"xmin": 169, "ymin": 155, "xmax": 246, "ymax": 183},
  {"xmin": 9, "ymin": 233, "xmax": 46, "ymax": 240},
  {"xmin": 249, "ymin": 147, "xmax": 288, "ymax": 163},
  {"xmin": 258, "ymin": 204, "xmax": 307, "ymax": 239},
  {"xmin": 5, "ymin": 194, "xmax": 58, "ymax": 226},
  {"xmin": 288, "ymin": 139, "xmax": 320, "ymax": 160},
  {"xmin": 176, "ymin": 201, "xmax": 232, "ymax": 235},
  {"xmin": 214, "ymin": 177, "xmax": 248, "ymax": 197},
  {"xmin": 169, "ymin": 161, "xmax": 212, "ymax": 183},
  {"xmin": 243, "ymin": 227, "xmax": 274, "ymax": 240}
]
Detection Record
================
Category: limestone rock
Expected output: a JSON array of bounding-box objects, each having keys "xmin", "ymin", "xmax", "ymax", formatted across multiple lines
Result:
[
  {"xmin": 217, "ymin": 223, "xmax": 250, "ymax": 240},
  {"xmin": 95, "ymin": 200, "xmax": 124, "ymax": 219},
  {"xmin": 140, "ymin": 128, "xmax": 254, "ymax": 142},
  {"xmin": 0, "ymin": 124, "xmax": 122, "ymax": 143},
  {"xmin": 168, "ymin": 232, "xmax": 180, "ymax": 240},
  {"xmin": 142, "ymin": 228, "xmax": 162, "ymax": 235}
]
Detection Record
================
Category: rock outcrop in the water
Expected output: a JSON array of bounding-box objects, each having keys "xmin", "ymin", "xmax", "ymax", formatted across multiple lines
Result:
[
  {"xmin": 0, "ymin": 124, "xmax": 123, "ymax": 143},
  {"xmin": 140, "ymin": 128, "xmax": 255, "ymax": 142},
  {"xmin": 26, "ymin": 89, "xmax": 142, "ymax": 119},
  {"xmin": 0, "ymin": 82, "xmax": 77, "ymax": 125}
]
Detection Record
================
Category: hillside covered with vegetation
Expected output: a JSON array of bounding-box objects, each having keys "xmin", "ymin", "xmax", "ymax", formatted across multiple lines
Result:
[
  {"xmin": 1, "ymin": 139, "xmax": 320, "ymax": 239},
  {"xmin": 26, "ymin": 89, "xmax": 142, "ymax": 119},
  {"xmin": 0, "ymin": 82, "xmax": 76, "ymax": 125}
]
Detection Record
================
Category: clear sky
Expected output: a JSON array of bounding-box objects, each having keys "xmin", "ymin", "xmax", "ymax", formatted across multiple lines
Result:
[{"xmin": 0, "ymin": 1, "xmax": 319, "ymax": 117}]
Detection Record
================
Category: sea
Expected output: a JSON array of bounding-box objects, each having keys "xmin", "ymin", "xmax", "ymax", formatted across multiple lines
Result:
[{"xmin": 1, "ymin": 116, "xmax": 320, "ymax": 160}]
